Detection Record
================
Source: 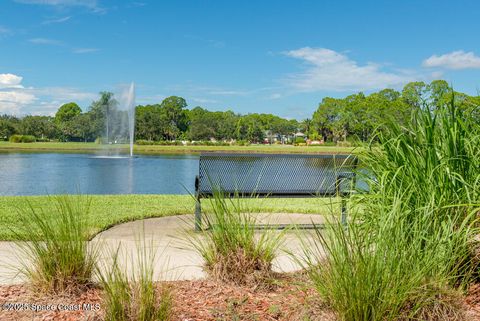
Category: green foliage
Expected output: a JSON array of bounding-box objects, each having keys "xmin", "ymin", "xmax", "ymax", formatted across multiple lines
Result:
[
  {"xmin": 9, "ymin": 134, "xmax": 36, "ymax": 143},
  {"xmin": 55, "ymin": 102, "xmax": 82, "ymax": 123},
  {"xmin": 294, "ymin": 136, "xmax": 305, "ymax": 144},
  {"xmin": 187, "ymin": 191, "xmax": 285, "ymax": 286},
  {"xmin": 11, "ymin": 195, "xmax": 99, "ymax": 294},
  {"xmin": 362, "ymin": 92, "xmax": 480, "ymax": 225},
  {"xmin": 302, "ymin": 195, "xmax": 472, "ymax": 321},
  {"xmin": 2, "ymin": 80, "xmax": 477, "ymax": 145},
  {"xmin": 302, "ymin": 91, "xmax": 480, "ymax": 321}
]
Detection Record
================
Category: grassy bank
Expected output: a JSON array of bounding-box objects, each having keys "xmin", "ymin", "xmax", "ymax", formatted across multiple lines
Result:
[
  {"xmin": 0, "ymin": 141, "xmax": 355, "ymax": 155},
  {"xmin": 0, "ymin": 194, "xmax": 337, "ymax": 241}
]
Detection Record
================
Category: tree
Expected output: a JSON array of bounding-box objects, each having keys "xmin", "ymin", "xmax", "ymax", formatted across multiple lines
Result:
[
  {"xmin": 0, "ymin": 115, "xmax": 19, "ymax": 140},
  {"xmin": 135, "ymin": 105, "xmax": 163, "ymax": 141},
  {"xmin": 71, "ymin": 113, "xmax": 95, "ymax": 142},
  {"xmin": 402, "ymin": 81, "xmax": 427, "ymax": 108},
  {"xmin": 88, "ymin": 92, "xmax": 118, "ymax": 142},
  {"xmin": 159, "ymin": 96, "xmax": 188, "ymax": 140},
  {"xmin": 21, "ymin": 116, "xmax": 58, "ymax": 139},
  {"xmin": 55, "ymin": 102, "xmax": 82, "ymax": 123}
]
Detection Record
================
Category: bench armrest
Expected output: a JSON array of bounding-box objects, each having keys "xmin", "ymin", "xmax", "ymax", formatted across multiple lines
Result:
[{"xmin": 335, "ymin": 172, "xmax": 356, "ymax": 196}]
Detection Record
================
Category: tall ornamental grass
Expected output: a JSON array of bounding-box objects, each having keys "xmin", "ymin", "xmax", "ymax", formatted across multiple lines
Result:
[
  {"xmin": 304, "ymin": 93, "xmax": 480, "ymax": 321},
  {"xmin": 13, "ymin": 195, "xmax": 99, "ymax": 294},
  {"xmin": 188, "ymin": 190, "xmax": 285, "ymax": 286},
  {"xmin": 361, "ymin": 94, "xmax": 480, "ymax": 224},
  {"xmin": 97, "ymin": 234, "xmax": 172, "ymax": 321}
]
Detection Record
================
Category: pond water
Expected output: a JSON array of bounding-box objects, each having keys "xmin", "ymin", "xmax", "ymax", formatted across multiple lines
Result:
[
  {"xmin": 0, "ymin": 152, "xmax": 366, "ymax": 196},
  {"xmin": 0, "ymin": 153, "xmax": 199, "ymax": 195}
]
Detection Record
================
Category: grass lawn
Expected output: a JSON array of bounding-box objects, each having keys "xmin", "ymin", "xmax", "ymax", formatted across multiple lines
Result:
[
  {"xmin": 0, "ymin": 194, "xmax": 343, "ymax": 241},
  {"xmin": 0, "ymin": 141, "xmax": 356, "ymax": 155}
]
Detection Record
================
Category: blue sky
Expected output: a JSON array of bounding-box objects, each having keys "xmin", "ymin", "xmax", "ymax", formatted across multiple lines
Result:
[{"xmin": 1, "ymin": 0, "xmax": 479, "ymax": 119}]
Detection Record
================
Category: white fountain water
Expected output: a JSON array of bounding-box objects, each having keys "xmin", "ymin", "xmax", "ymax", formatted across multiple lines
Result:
[
  {"xmin": 126, "ymin": 82, "xmax": 135, "ymax": 157},
  {"xmin": 96, "ymin": 82, "xmax": 136, "ymax": 158}
]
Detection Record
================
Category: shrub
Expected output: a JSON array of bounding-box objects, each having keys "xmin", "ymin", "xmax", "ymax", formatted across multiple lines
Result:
[
  {"xmin": 234, "ymin": 139, "xmax": 250, "ymax": 146},
  {"xmin": 97, "ymin": 234, "xmax": 172, "ymax": 321},
  {"xmin": 12, "ymin": 195, "xmax": 99, "ymax": 294},
  {"xmin": 136, "ymin": 140, "xmax": 156, "ymax": 145},
  {"xmin": 187, "ymin": 190, "xmax": 284, "ymax": 287},
  {"xmin": 294, "ymin": 137, "xmax": 305, "ymax": 144},
  {"xmin": 9, "ymin": 134, "xmax": 36, "ymax": 143}
]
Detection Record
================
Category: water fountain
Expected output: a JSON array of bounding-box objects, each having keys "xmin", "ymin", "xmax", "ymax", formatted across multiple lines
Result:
[
  {"xmin": 125, "ymin": 82, "xmax": 135, "ymax": 157},
  {"xmin": 99, "ymin": 82, "xmax": 136, "ymax": 158}
]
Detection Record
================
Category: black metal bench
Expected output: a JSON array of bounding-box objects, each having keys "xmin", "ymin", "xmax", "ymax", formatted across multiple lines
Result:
[{"xmin": 194, "ymin": 153, "xmax": 358, "ymax": 230}]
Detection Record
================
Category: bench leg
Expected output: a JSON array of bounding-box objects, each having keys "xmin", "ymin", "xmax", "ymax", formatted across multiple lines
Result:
[
  {"xmin": 194, "ymin": 197, "xmax": 202, "ymax": 231},
  {"xmin": 341, "ymin": 198, "xmax": 347, "ymax": 226}
]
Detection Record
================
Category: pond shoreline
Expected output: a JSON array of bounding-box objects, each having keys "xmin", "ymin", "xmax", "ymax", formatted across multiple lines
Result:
[{"xmin": 0, "ymin": 142, "xmax": 355, "ymax": 155}]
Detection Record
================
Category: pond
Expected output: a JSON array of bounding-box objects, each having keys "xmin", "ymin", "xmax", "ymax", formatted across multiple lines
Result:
[
  {"xmin": 0, "ymin": 152, "xmax": 366, "ymax": 196},
  {"xmin": 0, "ymin": 153, "xmax": 199, "ymax": 195}
]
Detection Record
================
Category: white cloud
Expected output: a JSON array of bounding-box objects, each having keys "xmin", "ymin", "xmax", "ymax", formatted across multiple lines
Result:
[
  {"xmin": 72, "ymin": 47, "xmax": 99, "ymax": 54},
  {"xmin": 15, "ymin": 0, "xmax": 97, "ymax": 8},
  {"xmin": 0, "ymin": 90, "xmax": 37, "ymax": 114},
  {"xmin": 422, "ymin": 50, "xmax": 480, "ymax": 70},
  {"xmin": 15, "ymin": 0, "xmax": 105, "ymax": 13},
  {"xmin": 0, "ymin": 26, "xmax": 10, "ymax": 35},
  {"xmin": 0, "ymin": 73, "xmax": 23, "ymax": 89},
  {"xmin": 283, "ymin": 47, "xmax": 416, "ymax": 92},
  {"xmin": 268, "ymin": 93, "xmax": 282, "ymax": 100},
  {"xmin": 42, "ymin": 16, "xmax": 71, "ymax": 24},
  {"xmin": 0, "ymin": 73, "xmax": 96, "ymax": 115},
  {"xmin": 29, "ymin": 37, "xmax": 63, "ymax": 46},
  {"xmin": 192, "ymin": 97, "xmax": 218, "ymax": 104}
]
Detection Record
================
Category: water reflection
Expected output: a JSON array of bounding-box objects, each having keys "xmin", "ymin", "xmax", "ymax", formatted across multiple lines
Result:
[{"xmin": 0, "ymin": 153, "xmax": 199, "ymax": 196}]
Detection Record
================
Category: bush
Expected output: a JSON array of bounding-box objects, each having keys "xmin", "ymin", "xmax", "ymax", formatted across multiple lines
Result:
[
  {"xmin": 136, "ymin": 139, "xmax": 155, "ymax": 145},
  {"xmin": 234, "ymin": 140, "xmax": 250, "ymax": 146},
  {"xmin": 9, "ymin": 134, "xmax": 36, "ymax": 143},
  {"xmin": 294, "ymin": 137, "xmax": 305, "ymax": 144},
  {"xmin": 12, "ymin": 195, "xmax": 99, "ymax": 294},
  {"xmin": 189, "ymin": 140, "xmax": 229, "ymax": 146},
  {"xmin": 187, "ymin": 190, "xmax": 284, "ymax": 286}
]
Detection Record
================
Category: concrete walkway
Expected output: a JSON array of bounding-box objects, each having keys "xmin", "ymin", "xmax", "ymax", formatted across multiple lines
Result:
[{"xmin": 0, "ymin": 213, "xmax": 325, "ymax": 285}]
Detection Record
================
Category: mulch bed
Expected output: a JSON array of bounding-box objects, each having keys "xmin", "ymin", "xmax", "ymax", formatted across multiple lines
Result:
[
  {"xmin": 0, "ymin": 273, "xmax": 334, "ymax": 321},
  {"xmin": 1, "ymin": 275, "xmax": 480, "ymax": 320}
]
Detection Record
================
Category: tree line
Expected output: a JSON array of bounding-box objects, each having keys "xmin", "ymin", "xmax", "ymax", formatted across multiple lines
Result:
[{"xmin": 1, "ymin": 80, "xmax": 478, "ymax": 144}]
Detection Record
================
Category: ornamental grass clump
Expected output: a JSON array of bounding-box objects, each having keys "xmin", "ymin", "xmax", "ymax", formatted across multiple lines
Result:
[
  {"xmin": 302, "ymin": 93, "xmax": 480, "ymax": 321},
  {"xmin": 13, "ymin": 195, "xmax": 99, "ymax": 294},
  {"xmin": 97, "ymin": 235, "xmax": 172, "ymax": 321},
  {"xmin": 188, "ymin": 190, "xmax": 285, "ymax": 286}
]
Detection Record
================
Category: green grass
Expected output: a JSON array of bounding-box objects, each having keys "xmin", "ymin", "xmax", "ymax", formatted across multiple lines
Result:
[
  {"xmin": 97, "ymin": 230, "xmax": 173, "ymax": 321},
  {"xmin": 187, "ymin": 190, "xmax": 285, "ymax": 286},
  {"xmin": 0, "ymin": 194, "xmax": 337, "ymax": 241},
  {"xmin": 302, "ymin": 93, "xmax": 480, "ymax": 321},
  {"xmin": 0, "ymin": 141, "xmax": 355, "ymax": 155}
]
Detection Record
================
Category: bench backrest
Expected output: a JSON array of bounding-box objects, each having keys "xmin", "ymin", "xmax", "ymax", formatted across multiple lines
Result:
[{"xmin": 196, "ymin": 153, "xmax": 358, "ymax": 197}]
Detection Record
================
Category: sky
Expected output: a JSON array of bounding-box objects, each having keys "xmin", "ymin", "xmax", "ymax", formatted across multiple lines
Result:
[{"xmin": 1, "ymin": 0, "xmax": 479, "ymax": 119}]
